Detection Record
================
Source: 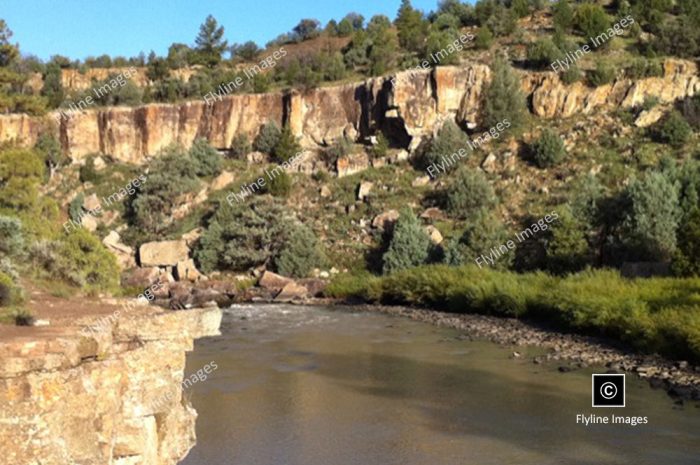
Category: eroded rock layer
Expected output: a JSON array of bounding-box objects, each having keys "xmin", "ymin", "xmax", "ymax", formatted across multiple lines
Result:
[
  {"xmin": 0, "ymin": 59, "xmax": 698, "ymax": 163},
  {"xmin": 0, "ymin": 307, "xmax": 222, "ymax": 465}
]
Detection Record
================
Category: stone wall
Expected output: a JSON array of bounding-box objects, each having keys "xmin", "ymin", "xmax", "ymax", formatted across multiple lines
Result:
[{"xmin": 0, "ymin": 306, "xmax": 222, "ymax": 465}]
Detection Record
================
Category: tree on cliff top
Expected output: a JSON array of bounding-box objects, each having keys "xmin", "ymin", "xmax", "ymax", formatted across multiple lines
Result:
[
  {"xmin": 395, "ymin": 0, "xmax": 429, "ymax": 53},
  {"xmin": 194, "ymin": 15, "xmax": 228, "ymax": 67}
]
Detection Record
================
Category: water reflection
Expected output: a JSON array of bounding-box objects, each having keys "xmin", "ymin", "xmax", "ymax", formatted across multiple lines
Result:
[{"xmin": 180, "ymin": 304, "xmax": 700, "ymax": 465}]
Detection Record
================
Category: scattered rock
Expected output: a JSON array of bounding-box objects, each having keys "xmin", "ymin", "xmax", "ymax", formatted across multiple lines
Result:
[
  {"xmin": 92, "ymin": 156, "xmax": 106, "ymax": 171},
  {"xmin": 81, "ymin": 215, "xmax": 98, "ymax": 232},
  {"xmin": 246, "ymin": 151, "xmax": 267, "ymax": 164},
  {"xmin": 320, "ymin": 185, "xmax": 331, "ymax": 198},
  {"xmin": 139, "ymin": 240, "xmax": 189, "ymax": 267},
  {"xmin": 425, "ymin": 225, "xmax": 443, "ymax": 244},
  {"xmin": 420, "ymin": 207, "xmax": 446, "ymax": 221},
  {"xmin": 122, "ymin": 267, "xmax": 161, "ymax": 288},
  {"xmin": 337, "ymin": 152, "xmax": 370, "ymax": 178},
  {"xmin": 181, "ymin": 228, "xmax": 203, "ymax": 246},
  {"xmin": 102, "ymin": 231, "xmax": 135, "ymax": 269},
  {"xmin": 210, "ymin": 171, "xmax": 235, "ymax": 191},
  {"xmin": 372, "ymin": 210, "xmax": 400, "ymax": 230},
  {"xmin": 412, "ymin": 176, "xmax": 430, "ymax": 187},
  {"xmin": 481, "ymin": 153, "xmax": 498, "ymax": 173},
  {"xmin": 634, "ymin": 106, "xmax": 666, "ymax": 128},
  {"xmin": 83, "ymin": 193, "xmax": 101, "ymax": 212},
  {"xmin": 357, "ymin": 181, "xmax": 373, "ymax": 201}
]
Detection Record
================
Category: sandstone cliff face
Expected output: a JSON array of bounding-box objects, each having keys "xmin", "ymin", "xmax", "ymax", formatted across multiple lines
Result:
[
  {"xmin": 0, "ymin": 306, "xmax": 222, "ymax": 465},
  {"xmin": 1, "ymin": 59, "xmax": 698, "ymax": 163}
]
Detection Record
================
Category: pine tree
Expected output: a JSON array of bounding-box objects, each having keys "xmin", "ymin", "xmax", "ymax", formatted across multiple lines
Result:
[
  {"xmin": 483, "ymin": 55, "xmax": 527, "ymax": 130},
  {"xmin": 194, "ymin": 15, "xmax": 228, "ymax": 67},
  {"xmin": 382, "ymin": 208, "xmax": 431, "ymax": 274},
  {"xmin": 395, "ymin": 0, "xmax": 428, "ymax": 53}
]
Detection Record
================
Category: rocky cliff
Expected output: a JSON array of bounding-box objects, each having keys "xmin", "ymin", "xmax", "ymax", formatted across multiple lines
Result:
[
  {"xmin": 1, "ymin": 59, "xmax": 698, "ymax": 163},
  {"xmin": 0, "ymin": 305, "xmax": 222, "ymax": 465}
]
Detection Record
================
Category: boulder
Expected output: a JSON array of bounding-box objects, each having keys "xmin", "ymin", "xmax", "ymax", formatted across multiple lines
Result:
[
  {"xmin": 337, "ymin": 152, "xmax": 370, "ymax": 178},
  {"xmin": 92, "ymin": 156, "xmax": 107, "ymax": 171},
  {"xmin": 425, "ymin": 225, "xmax": 444, "ymax": 245},
  {"xmin": 420, "ymin": 207, "xmax": 446, "ymax": 221},
  {"xmin": 175, "ymin": 259, "xmax": 201, "ymax": 282},
  {"xmin": 297, "ymin": 278, "xmax": 327, "ymax": 297},
  {"xmin": 181, "ymin": 228, "xmax": 203, "ymax": 246},
  {"xmin": 83, "ymin": 193, "xmax": 102, "ymax": 212},
  {"xmin": 357, "ymin": 181, "xmax": 373, "ymax": 201},
  {"xmin": 81, "ymin": 214, "xmax": 98, "ymax": 232},
  {"xmin": 372, "ymin": 210, "xmax": 400, "ymax": 230},
  {"xmin": 102, "ymin": 231, "xmax": 135, "ymax": 269},
  {"xmin": 139, "ymin": 240, "xmax": 189, "ymax": 267},
  {"xmin": 481, "ymin": 153, "xmax": 498, "ymax": 173},
  {"xmin": 634, "ymin": 106, "xmax": 666, "ymax": 128},
  {"xmin": 258, "ymin": 271, "xmax": 293, "ymax": 292},
  {"xmin": 275, "ymin": 282, "xmax": 309, "ymax": 302},
  {"xmin": 412, "ymin": 176, "xmax": 430, "ymax": 187},
  {"xmin": 320, "ymin": 185, "xmax": 332, "ymax": 198},
  {"xmin": 122, "ymin": 267, "xmax": 161, "ymax": 288}
]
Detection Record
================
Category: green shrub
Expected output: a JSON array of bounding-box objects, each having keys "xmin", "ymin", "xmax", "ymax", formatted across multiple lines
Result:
[
  {"xmin": 443, "ymin": 212, "xmax": 511, "ymax": 269},
  {"xmin": 574, "ymin": 3, "xmax": 611, "ymax": 39},
  {"xmin": 253, "ymin": 122, "xmax": 282, "ymax": 154},
  {"xmin": 625, "ymin": 58, "xmax": 664, "ymax": 79},
  {"xmin": 421, "ymin": 120, "xmax": 469, "ymax": 172},
  {"xmin": 445, "ymin": 168, "xmax": 497, "ymax": 219},
  {"xmin": 79, "ymin": 156, "xmax": 100, "ymax": 183},
  {"xmin": 382, "ymin": 208, "xmax": 431, "ymax": 274},
  {"xmin": 526, "ymin": 38, "xmax": 563, "ymax": 69},
  {"xmin": 230, "ymin": 133, "xmax": 252, "ymax": 158},
  {"xmin": 265, "ymin": 171, "xmax": 292, "ymax": 198},
  {"xmin": 654, "ymin": 111, "xmax": 692, "ymax": 148},
  {"xmin": 587, "ymin": 61, "xmax": 616, "ymax": 87},
  {"xmin": 395, "ymin": 0, "xmax": 429, "ymax": 53},
  {"xmin": 623, "ymin": 171, "xmax": 681, "ymax": 260},
  {"xmin": 34, "ymin": 133, "xmax": 67, "ymax": 177},
  {"xmin": 324, "ymin": 137, "xmax": 352, "ymax": 165},
  {"xmin": 69, "ymin": 194, "xmax": 85, "ymax": 224},
  {"xmin": 531, "ymin": 129, "xmax": 566, "ymax": 168},
  {"xmin": 276, "ymin": 222, "xmax": 326, "ymax": 278},
  {"xmin": 474, "ymin": 27, "xmax": 494, "ymax": 49},
  {"xmin": 372, "ymin": 133, "xmax": 389, "ymax": 158},
  {"xmin": 0, "ymin": 216, "xmax": 23, "ymax": 258},
  {"xmin": 673, "ymin": 207, "xmax": 700, "ymax": 276},
  {"xmin": 194, "ymin": 197, "xmax": 292, "ymax": 273},
  {"xmin": 0, "ymin": 271, "xmax": 21, "ymax": 307},
  {"xmin": 0, "ymin": 148, "xmax": 45, "ymax": 211},
  {"xmin": 272, "ymin": 127, "xmax": 301, "ymax": 163},
  {"xmin": 553, "ymin": 0, "xmax": 574, "ymax": 32},
  {"xmin": 546, "ymin": 207, "xmax": 589, "ymax": 274},
  {"xmin": 483, "ymin": 56, "xmax": 527, "ymax": 130},
  {"xmin": 560, "ymin": 65, "xmax": 582, "ymax": 84},
  {"xmin": 189, "ymin": 138, "xmax": 222, "ymax": 177}
]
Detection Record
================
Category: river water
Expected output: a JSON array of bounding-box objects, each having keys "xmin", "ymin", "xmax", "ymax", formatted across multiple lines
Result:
[{"xmin": 180, "ymin": 304, "xmax": 700, "ymax": 465}]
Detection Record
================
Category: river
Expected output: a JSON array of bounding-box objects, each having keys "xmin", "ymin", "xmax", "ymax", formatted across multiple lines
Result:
[{"xmin": 180, "ymin": 304, "xmax": 700, "ymax": 465}]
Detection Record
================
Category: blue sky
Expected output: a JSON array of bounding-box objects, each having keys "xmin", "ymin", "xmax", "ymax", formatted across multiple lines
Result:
[{"xmin": 3, "ymin": 0, "xmax": 443, "ymax": 61}]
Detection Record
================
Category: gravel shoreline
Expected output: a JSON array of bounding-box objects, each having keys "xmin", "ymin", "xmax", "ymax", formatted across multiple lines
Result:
[{"xmin": 341, "ymin": 303, "xmax": 700, "ymax": 403}]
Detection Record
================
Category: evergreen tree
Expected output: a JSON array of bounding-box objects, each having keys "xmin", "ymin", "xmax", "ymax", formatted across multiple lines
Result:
[
  {"xmin": 276, "ymin": 223, "xmax": 326, "ymax": 278},
  {"xmin": 194, "ymin": 15, "xmax": 228, "ymax": 67},
  {"xmin": 395, "ymin": 0, "xmax": 429, "ymax": 53},
  {"xmin": 482, "ymin": 55, "xmax": 527, "ymax": 130},
  {"xmin": 382, "ymin": 208, "xmax": 431, "ymax": 274}
]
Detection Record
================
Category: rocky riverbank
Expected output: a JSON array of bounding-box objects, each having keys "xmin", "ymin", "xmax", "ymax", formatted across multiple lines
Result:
[{"xmin": 343, "ymin": 304, "xmax": 700, "ymax": 403}]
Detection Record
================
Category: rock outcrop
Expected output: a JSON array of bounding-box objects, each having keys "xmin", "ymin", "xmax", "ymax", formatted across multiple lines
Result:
[
  {"xmin": 1, "ymin": 59, "xmax": 698, "ymax": 164},
  {"xmin": 0, "ymin": 305, "xmax": 222, "ymax": 465}
]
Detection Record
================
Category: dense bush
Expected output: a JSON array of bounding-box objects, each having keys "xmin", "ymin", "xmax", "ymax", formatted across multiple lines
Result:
[
  {"xmin": 372, "ymin": 133, "xmax": 389, "ymax": 158},
  {"xmin": 587, "ymin": 61, "xmax": 616, "ymax": 87},
  {"xmin": 526, "ymin": 38, "xmax": 563, "ymax": 69},
  {"xmin": 0, "ymin": 216, "xmax": 23, "ymax": 258},
  {"xmin": 673, "ymin": 207, "xmax": 700, "ymax": 277},
  {"xmin": 275, "ymin": 222, "xmax": 326, "ymax": 278},
  {"xmin": 574, "ymin": 3, "xmax": 611, "ymax": 39},
  {"xmin": 474, "ymin": 27, "xmax": 494, "ymax": 49},
  {"xmin": 653, "ymin": 111, "xmax": 692, "ymax": 148},
  {"xmin": 625, "ymin": 58, "xmax": 664, "ymax": 79},
  {"xmin": 0, "ymin": 148, "xmax": 45, "ymax": 212},
  {"xmin": 421, "ymin": 120, "xmax": 469, "ymax": 171},
  {"xmin": 34, "ymin": 133, "xmax": 67, "ymax": 178},
  {"xmin": 545, "ymin": 206, "xmax": 589, "ymax": 274},
  {"xmin": 553, "ymin": 0, "xmax": 574, "ymax": 32},
  {"xmin": 395, "ymin": 0, "xmax": 429, "ymax": 52},
  {"xmin": 382, "ymin": 208, "xmax": 431, "ymax": 274},
  {"xmin": 325, "ymin": 265, "xmax": 700, "ymax": 363},
  {"xmin": 0, "ymin": 271, "xmax": 20, "ymax": 307},
  {"xmin": 230, "ymin": 133, "xmax": 252, "ymax": 158},
  {"xmin": 189, "ymin": 138, "xmax": 222, "ymax": 177},
  {"xmin": 273, "ymin": 127, "xmax": 302, "ymax": 163},
  {"xmin": 445, "ymin": 168, "xmax": 497, "ymax": 219},
  {"xmin": 623, "ymin": 172, "xmax": 681, "ymax": 261},
  {"xmin": 531, "ymin": 129, "xmax": 566, "ymax": 168},
  {"xmin": 483, "ymin": 56, "xmax": 527, "ymax": 130},
  {"xmin": 194, "ymin": 197, "xmax": 292, "ymax": 273},
  {"xmin": 444, "ymin": 212, "xmax": 511, "ymax": 269},
  {"xmin": 265, "ymin": 171, "xmax": 292, "ymax": 198},
  {"xmin": 560, "ymin": 65, "xmax": 582, "ymax": 84},
  {"xmin": 254, "ymin": 122, "xmax": 282, "ymax": 154}
]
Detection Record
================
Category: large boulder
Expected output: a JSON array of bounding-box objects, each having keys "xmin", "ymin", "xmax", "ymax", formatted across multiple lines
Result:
[
  {"xmin": 139, "ymin": 240, "xmax": 189, "ymax": 267},
  {"xmin": 103, "ymin": 230, "xmax": 136, "ymax": 269},
  {"xmin": 175, "ymin": 259, "xmax": 201, "ymax": 282},
  {"xmin": 337, "ymin": 152, "xmax": 370, "ymax": 178},
  {"xmin": 372, "ymin": 210, "xmax": 400, "ymax": 230},
  {"xmin": 258, "ymin": 271, "xmax": 293, "ymax": 292},
  {"xmin": 275, "ymin": 282, "xmax": 309, "ymax": 302}
]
